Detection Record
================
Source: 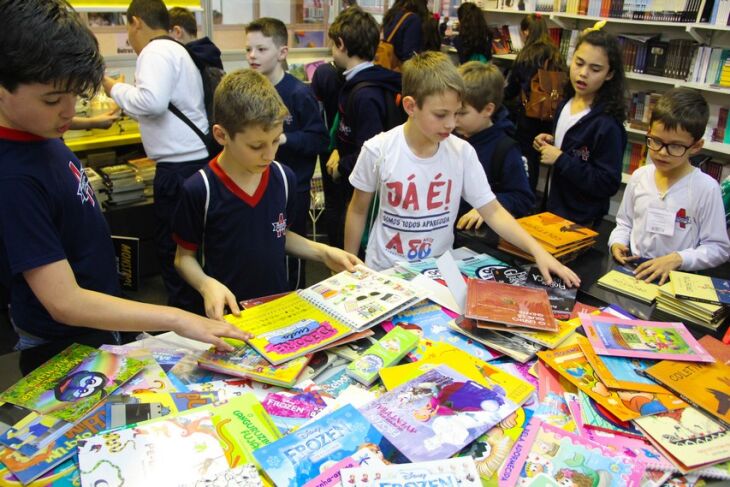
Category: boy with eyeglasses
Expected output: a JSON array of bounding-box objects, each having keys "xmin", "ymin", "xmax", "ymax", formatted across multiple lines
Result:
[{"xmin": 609, "ymin": 88, "xmax": 730, "ymax": 284}]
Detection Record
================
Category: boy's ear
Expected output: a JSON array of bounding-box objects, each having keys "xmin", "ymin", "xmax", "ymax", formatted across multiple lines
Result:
[
  {"xmin": 277, "ymin": 44, "xmax": 289, "ymax": 61},
  {"xmin": 170, "ymin": 25, "xmax": 184, "ymax": 40},
  {"xmin": 481, "ymin": 102, "xmax": 496, "ymax": 119},
  {"xmin": 212, "ymin": 124, "xmax": 228, "ymax": 146},
  {"xmin": 690, "ymin": 138, "xmax": 704, "ymax": 154},
  {"xmin": 402, "ymin": 96, "xmax": 418, "ymax": 116}
]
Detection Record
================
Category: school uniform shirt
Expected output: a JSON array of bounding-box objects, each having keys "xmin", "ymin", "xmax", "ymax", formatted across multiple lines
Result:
[
  {"xmin": 172, "ymin": 157, "xmax": 297, "ymax": 306},
  {"xmin": 0, "ymin": 127, "xmax": 120, "ymax": 340},
  {"xmin": 547, "ymin": 100, "xmax": 626, "ymax": 226},
  {"xmin": 608, "ymin": 164, "xmax": 730, "ymax": 271},
  {"xmin": 110, "ymin": 38, "xmax": 208, "ymax": 163},
  {"xmin": 275, "ymin": 73, "xmax": 328, "ymax": 192},
  {"xmin": 350, "ymin": 125, "xmax": 496, "ymax": 271}
]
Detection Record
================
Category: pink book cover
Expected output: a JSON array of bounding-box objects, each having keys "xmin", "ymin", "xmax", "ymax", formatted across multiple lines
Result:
[{"xmin": 580, "ymin": 313, "xmax": 715, "ymax": 362}]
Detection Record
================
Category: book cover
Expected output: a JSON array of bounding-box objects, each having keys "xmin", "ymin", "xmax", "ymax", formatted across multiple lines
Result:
[
  {"xmin": 0, "ymin": 404, "xmax": 72, "ymax": 457},
  {"xmin": 498, "ymin": 419, "xmax": 645, "ymax": 486},
  {"xmin": 252, "ymin": 404, "xmax": 397, "ymax": 487},
  {"xmin": 261, "ymin": 390, "xmax": 328, "ymax": 435},
  {"xmin": 513, "ymin": 316, "xmax": 581, "ymax": 349},
  {"xmin": 580, "ymin": 313, "xmax": 715, "ymax": 362},
  {"xmin": 340, "ymin": 457, "xmax": 482, "ymax": 486},
  {"xmin": 0, "ymin": 345, "xmax": 144, "ymax": 422},
  {"xmin": 465, "ymin": 279, "xmax": 557, "ymax": 332},
  {"xmin": 346, "ymin": 326, "xmax": 419, "ymax": 386},
  {"xmin": 670, "ymin": 270, "xmax": 730, "ymax": 306},
  {"xmin": 456, "ymin": 253, "xmax": 510, "ymax": 281},
  {"xmin": 493, "ymin": 267, "xmax": 577, "ymax": 319},
  {"xmin": 700, "ymin": 335, "xmax": 730, "ymax": 364},
  {"xmin": 104, "ymin": 391, "xmax": 219, "ymax": 430},
  {"xmin": 359, "ymin": 365, "xmax": 520, "ymax": 462},
  {"xmin": 596, "ymin": 269, "xmax": 659, "ymax": 303},
  {"xmin": 449, "ymin": 318, "xmax": 542, "ymax": 363},
  {"xmin": 576, "ymin": 390, "xmax": 644, "ymax": 439},
  {"xmin": 302, "ymin": 446, "xmax": 386, "ymax": 487},
  {"xmin": 514, "ymin": 212, "xmax": 598, "ymax": 251}
]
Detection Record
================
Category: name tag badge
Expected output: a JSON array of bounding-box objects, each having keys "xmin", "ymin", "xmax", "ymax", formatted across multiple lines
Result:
[{"xmin": 646, "ymin": 207, "xmax": 675, "ymax": 236}]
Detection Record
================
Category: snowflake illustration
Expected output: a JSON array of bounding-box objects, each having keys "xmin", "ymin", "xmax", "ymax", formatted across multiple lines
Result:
[{"xmin": 266, "ymin": 455, "xmax": 283, "ymax": 468}]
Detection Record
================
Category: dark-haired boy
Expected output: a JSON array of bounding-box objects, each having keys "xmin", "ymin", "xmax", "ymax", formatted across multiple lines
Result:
[
  {"xmin": 609, "ymin": 87, "xmax": 730, "ymax": 284},
  {"xmin": 168, "ymin": 6, "xmax": 224, "ymax": 70},
  {"xmin": 455, "ymin": 61, "xmax": 534, "ymax": 224},
  {"xmin": 103, "ymin": 0, "xmax": 210, "ymax": 306},
  {"xmin": 0, "ymin": 0, "xmax": 247, "ymax": 350},
  {"xmin": 245, "ymin": 18, "xmax": 328, "ymax": 290}
]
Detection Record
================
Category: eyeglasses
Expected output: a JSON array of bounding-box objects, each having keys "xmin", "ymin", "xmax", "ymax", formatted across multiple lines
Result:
[{"xmin": 645, "ymin": 135, "xmax": 695, "ymax": 157}]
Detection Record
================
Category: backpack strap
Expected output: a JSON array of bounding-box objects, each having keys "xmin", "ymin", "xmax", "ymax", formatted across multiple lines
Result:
[
  {"xmin": 198, "ymin": 168, "xmax": 211, "ymax": 267},
  {"xmin": 345, "ymin": 81, "xmax": 401, "ymax": 131},
  {"xmin": 169, "ymin": 102, "xmax": 210, "ymax": 150},
  {"xmin": 272, "ymin": 161, "xmax": 289, "ymax": 204},
  {"xmin": 488, "ymin": 136, "xmax": 519, "ymax": 193},
  {"xmin": 385, "ymin": 12, "xmax": 413, "ymax": 43}
]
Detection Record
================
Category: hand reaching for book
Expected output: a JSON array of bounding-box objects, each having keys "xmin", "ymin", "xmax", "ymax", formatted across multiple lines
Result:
[
  {"xmin": 200, "ymin": 277, "xmax": 241, "ymax": 321},
  {"xmin": 534, "ymin": 251, "xmax": 581, "ymax": 288},
  {"xmin": 633, "ymin": 252, "xmax": 683, "ymax": 285},
  {"xmin": 174, "ymin": 313, "xmax": 251, "ymax": 352},
  {"xmin": 320, "ymin": 244, "xmax": 362, "ymax": 273}
]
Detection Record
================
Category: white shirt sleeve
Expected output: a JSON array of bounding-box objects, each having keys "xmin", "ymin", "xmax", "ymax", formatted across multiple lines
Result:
[
  {"xmin": 461, "ymin": 144, "xmax": 496, "ymax": 210},
  {"xmin": 349, "ymin": 137, "xmax": 381, "ymax": 193},
  {"xmin": 110, "ymin": 46, "xmax": 177, "ymax": 117},
  {"xmin": 677, "ymin": 181, "xmax": 730, "ymax": 271},
  {"xmin": 608, "ymin": 173, "xmax": 637, "ymax": 251}
]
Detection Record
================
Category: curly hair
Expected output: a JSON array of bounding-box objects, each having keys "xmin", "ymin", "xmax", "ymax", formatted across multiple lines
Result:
[{"xmin": 457, "ymin": 2, "xmax": 491, "ymax": 62}]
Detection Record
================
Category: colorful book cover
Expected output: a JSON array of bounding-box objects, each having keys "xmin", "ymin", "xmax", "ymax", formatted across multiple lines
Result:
[
  {"xmin": 514, "ymin": 316, "xmax": 581, "ymax": 349},
  {"xmin": 449, "ymin": 317, "xmax": 542, "ymax": 363},
  {"xmin": 596, "ymin": 269, "xmax": 659, "ymax": 303},
  {"xmin": 77, "ymin": 410, "xmax": 229, "ymax": 486},
  {"xmin": 252, "ymin": 404, "xmax": 397, "ymax": 487},
  {"xmin": 493, "ymin": 266, "xmax": 577, "ymax": 319},
  {"xmin": 98, "ymin": 346, "xmax": 176, "ymax": 395},
  {"xmin": 577, "ymin": 391, "xmax": 644, "ymax": 439},
  {"xmin": 346, "ymin": 326, "xmax": 419, "ymax": 386},
  {"xmin": 0, "ymin": 405, "xmax": 72, "ymax": 457},
  {"xmin": 0, "ymin": 346, "xmax": 144, "ymax": 422},
  {"xmin": 670, "ymin": 270, "xmax": 730, "ymax": 306},
  {"xmin": 532, "ymin": 392, "xmax": 576, "ymax": 431},
  {"xmin": 359, "ymin": 365, "xmax": 521, "ymax": 462},
  {"xmin": 302, "ymin": 446, "xmax": 386, "ymax": 487},
  {"xmin": 456, "ymin": 253, "xmax": 510, "ymax": 281},
  {"xmin": 311, "ymin": 365, "xmax": 359, "ymax": 398},
  {"xmin": 466, "ymin": 279, "xmax": 557, "ymax": 332},
  {"xmin": 498, "ymin": 419, "xmax": 645, "ymax": 486},
  {"xmin": 198, "ymin": 342, "xmax": 312, "ymax": 387},
  {"xmin": 104, "ymin": 391, "xmax": 219, "ymax": 430},
  {"xmin": 577, "ymin": 334, "xmax": 668, "ymax": 394},
  {"xmin": 341, "ymin": 457, "xmax": 482, "ymax": 486},
  {"xmin": 0, "ymin": 456, "xmax": 79, "ymax": 487},
  {"xmin": 537, "ymin": 344, "xmax": 686, "ymax": 422},
  {"xmin": 580, "ymin": 313, "xmax": 715, "ymax": 362},
  {"xmin": 699, "ymin": 335, "xmax": 730, "ymax": 364},
  {"xmin": 634, "ymin": 406, "xmax": 730, "ymax": 472},
  {"xmin": 261, "ymin": 390, "xmax": 328, "ymax": 434},
  {"xmin": 515, "ymin": 212, "xmax": 598, "ymax": 250}
]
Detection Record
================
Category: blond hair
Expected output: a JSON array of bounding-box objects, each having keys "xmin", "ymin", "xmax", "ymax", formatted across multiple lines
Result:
[
  {"xmin": 458, "ymin": 61, "xmax": 505, "ymax": 112},
  {"xmin": 214, "ymin": 69, "xmax": 289, "ymax": 136},
  {"xmin": 402, "ymin": 51, "xmax": 464, "ymax": 107}
]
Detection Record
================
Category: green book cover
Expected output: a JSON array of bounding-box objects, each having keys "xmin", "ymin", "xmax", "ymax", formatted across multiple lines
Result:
[{"xmin": 346, "ymin": 325, "xmax": 418, "ymax": 385}]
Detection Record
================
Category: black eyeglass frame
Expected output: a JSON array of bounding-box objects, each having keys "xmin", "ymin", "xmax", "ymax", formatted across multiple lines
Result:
[{"xmin": 645, "ymin": 135, "xmax": 698, "ymax": 157}]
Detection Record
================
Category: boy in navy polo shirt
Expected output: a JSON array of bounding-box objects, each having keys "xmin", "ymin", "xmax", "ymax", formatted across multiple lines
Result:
[
  {"xmin": 245, "ymin": 18, "xmax": 329, "ymax": 290},
  {"xmin": 172, "ymin": 69, "xmax": 360, "ymax": 320},
  {"xmin": 0, "ymin": 0, "xmax": 248, "ymax": 350}
]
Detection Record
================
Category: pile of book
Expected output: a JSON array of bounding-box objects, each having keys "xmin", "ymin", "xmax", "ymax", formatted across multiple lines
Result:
[
  {"xmin": 655, "ymin": 271, "xmax": 730, "ymax": 331},
  {"xmin": 497, "ymin": 212, "xmax": 598, "ymax": 263},
  {"xmin": 127, "ymin": 157, "xmax": 155, "ymax": 197},
  {"xmin": 82, "ymin": 166, "xmax": 108, "ymax": 206},
  {"xmin": 98, "ymin": 163, "xmax": 146, "ymax": 208}
]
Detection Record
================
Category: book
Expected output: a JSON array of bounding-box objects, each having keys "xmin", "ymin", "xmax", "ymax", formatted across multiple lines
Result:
[
  {"xmin": 0, "ymin": 403, "xmax": 72, "ymax": 457},
  {"xmin": 670, "ymin": 270, "xmax": 730, "ymax": 306},
  {"xmin": 508, "ymin": 212, "xmax": 599, "ymax": 252},
  {"xmin": 104, "ymin": 391, "xmax": 219, "ymax": 430},
  {"xmin": 340, "ymin": 457, "xmax": 482, "ymax": 486},
  {"xmin": 596, "ymin": 269, "xmax": 659, "ymax": 303},
  {"xmin": 700, "ymin": 335, "xmax": 730, "ymax": 364},
  {"xmin": 346, "ymin": 325, "xmax": 419, "ymax": 386},
  {"xmin": 449, "ymin": 317, "xmax": 543, "ymax": 363},
  {"xmin": 580, "ymin": 313, "xmax": 715, "ymax": 362},
  {"xmin": 466, "ymin": 279, "xmax": 557, "ymax": 332},
  {"xmin": 498, "ymin": 419, "xmax": 645, "ymax": 486},
  {"xmin": 576, "ymin": 390, "xmax": 644, "ymax": 439},
  {"xmin": 456, "ymin": 253, "xmax": 511, "ymax": 281},
  {"xmin": 302, "ymin": 446, "xmax": 386, "ymax": 487},
  {"xmin": 359, "ymin": 365, "xmax": 522, "ymax": 462},
  {"xmin": 261, "ymin": 390, "xmax": 328, "ymax": 435},
  {"xmin": 252, "ymin": 404, "xmax": 397, "ymax": 487},
  {"xmin": 513, "ymin": 315, "xmax": 582, "ymax": 349}
]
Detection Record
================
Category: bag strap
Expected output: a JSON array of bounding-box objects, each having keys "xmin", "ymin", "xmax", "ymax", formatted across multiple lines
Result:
[
  {"xmin": 169, "ymin": 102, "xmax": 210, "ymax": 149},
  {"xmin": 198, "ymin": 168, "xmax": 211, "ymax": 267},
  {"xmin": 385, "ymin": 12, "xmax": 413, "ymax": 43},
  {"xmin": 272, "ymin": 161, "xmax": 289, "ymax": 204}
]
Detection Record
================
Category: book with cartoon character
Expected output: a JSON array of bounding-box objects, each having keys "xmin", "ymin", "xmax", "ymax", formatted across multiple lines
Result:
[
  {"xmin": 340, "ymin": 457, "xmax": 482, "ymax": 486},
  {"xmin": 302, "ymin": 446, "xmax": 387, "ymax": 487},
  {"xmin": 358, "ymin": 365, "xmax": 520, "ymax": 462},
  {"xmin": 498, "ymin": 418, "xmax": 645, "ymax": 486},
  {"xmin": 346, "ymin": 325, "xmax": 419, "ymax": 386}
]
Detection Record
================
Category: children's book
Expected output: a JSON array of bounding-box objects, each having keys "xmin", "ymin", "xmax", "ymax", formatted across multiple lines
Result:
[
  {"xmin": 341, "ymin": 457, "xmax": 482, "ymax": 486},
  {"xmin": 596, "ymin": 269, "xmax": 659, "ymax": 303},
  {"xmin": 456, "ymin": 252, "xmax": 511, "ymax": 281},
  {"xmin": 0, "ymin": 345, "xmax": 144, "ymax": 422},
  {"xmin": 449, "ymin": 317, "xmax": 543, "ymax": 363},
  {"xmin": 498, "ymin": 419, "xmax": 645, "ymax": 486},
  {"xmin": 0, "ymin": 403, "xmax": 72, "ymax": 457},
  {"xmin": 194, "ymin": 464, "xmax": 264, "ymax": 486},
  {"xmin": 98, "ymin": 346, "xmax": 176, "ymax": 395},
  {"xmin": 261, "ymin": 390, "xmax": 328, "ymax": 434},
  {"xmin": 188, "ymin": 378, "xmax": 283, "ymax": 403},
  {"xmin": 699, "ymin": 335, "xmax": 730, "ymax": 364},
  {"xmin": 302, "ymin": 446, "xmax": 387, "ymax": 487},
  {"xmin": 359, "ymin": 365, "xmax": 521, "ymax": 462},
  {"xmin": 346, "ymin": 326, "xmax": 419, "ymax": 386},
  {"xmin": 252, "ymin": 404, "xmax": 397, "ymax": 487},
  {"xmin": 512, "ymin": 212, "xmax": 599, "ymax": 251},
  {"xmin": 493, "ymin": 266, "xmax": 577, "ymax": 319},
  {"xmin": 104, "ymin": 391, "xmax": 219, "ymax": 430},
  {"xmin": 513, "ymin": 315, "xmax": 582, "ymax": 349},
  {"xmin": 633, "ymin": 406, "xmax": 730, "ymax": 473},
  {"xmin": 670, "ymin": 270, "xmax": 730, "ymax": 306},
  {"xmin": 576, "ymin": 390, "xmax": 644, "ymax": 439},
  {"xmin": 466, "ymin": 279, "xmax": 557, "ymax": 332},
  {"xmin": 580, "ymin": 313, "xmax": 715, "ymax": 362}
]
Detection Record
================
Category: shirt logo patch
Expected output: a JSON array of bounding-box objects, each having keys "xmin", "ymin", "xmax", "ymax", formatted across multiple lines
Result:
[
  {"xmin": 572, "ymin": 146, "xmax": 590, "ymax": 161},
  {"xmin": 272, "ymin": 213, "xmax": 287, "ymax": 238},
  {"xmin": 68, "ymin": 162, "xmax": 95, "ymax": 207},
  {"xmin": 675, "ymin": 208, "xmax": 690, "ymax": 229}
]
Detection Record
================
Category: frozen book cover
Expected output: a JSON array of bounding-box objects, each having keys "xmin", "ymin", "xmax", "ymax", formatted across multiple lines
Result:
[{"xmin": 341, "ymin": 457, "xmax": 481, "ymax": 486}]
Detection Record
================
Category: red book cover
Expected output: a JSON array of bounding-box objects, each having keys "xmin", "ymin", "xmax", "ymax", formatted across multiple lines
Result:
[{"xmin": 465, "ymin": 279, "xmax": 557, "ymax": 332}]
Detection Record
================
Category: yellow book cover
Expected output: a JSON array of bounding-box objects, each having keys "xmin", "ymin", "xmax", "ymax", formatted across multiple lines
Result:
[
  {"xmin": 514, "ymin": 315, "xmax": 582, "ymax": 349},
  {"xmin": 597, "ymin": 269, "xmax": 659, "ymax": 303},
  {"xmin": 670, "ymin": 270, "xmax": 730, "ymax": 306},
  {"xmin": 538, "ymin": 344, "xmax": 686, "ymax": 422},
  {"xmin": 516, "ymin": 212, "xmax": 598, "ymax": 250}
]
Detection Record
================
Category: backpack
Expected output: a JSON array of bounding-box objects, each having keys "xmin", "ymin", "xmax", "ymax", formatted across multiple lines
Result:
[
  {"xmin": 521, "ymin": 60, "xmax": 567, "ymax": 122},
  {"xmin": 374, "ymin": 12, "xmax": 413, "ymax": 72},
  {"xmin": 487, "ymin": 136, "xmax": 521, "ymax": 194}
]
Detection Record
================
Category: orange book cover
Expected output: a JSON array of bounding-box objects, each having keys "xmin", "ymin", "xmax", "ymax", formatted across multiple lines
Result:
[
  {"xmin": 515, "ymin": 212, "xmax": 598, "ymax": 250},
  {"xmin": 465, "ymin": 279, "xmax": 557, "ymax": 332}
]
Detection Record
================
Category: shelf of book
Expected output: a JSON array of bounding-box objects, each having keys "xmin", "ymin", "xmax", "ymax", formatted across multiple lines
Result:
[
  {"xmin": 625, "ymin": 73, "xmax": 730, "ymax": 94},
  {"xmin": 625, "ymin": 125, "xmax": 730, "ymax": 156},
  {"xmin": 65, "ymin": 132, "xmax": 142, "ymax": 153}
]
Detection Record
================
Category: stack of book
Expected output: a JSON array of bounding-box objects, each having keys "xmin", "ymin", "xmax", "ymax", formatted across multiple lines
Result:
[
  {"xmin": 655, "ymin": 271, "xmax": 730, "ymax": 331},
  {"xmin": 497, "ymin": 212, "xmax": 598, "ymax": 263},
  {"xmin": 82, "ymin": 166, "xmax": 108, "ymax": 206},
  {"xmin": 127, "ymin": 157, "xmax": 156, "ymax": 197},
  {"xmin": 98, "ymin": 163, "xmax": 146, "ymax": 208}
]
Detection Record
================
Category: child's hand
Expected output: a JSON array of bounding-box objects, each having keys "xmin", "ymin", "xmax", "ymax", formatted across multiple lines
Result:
[
  {"xmin": 321, "ymin": 245, "xmax": 362, "ymax": 273},
  {"xmin": 456, "ymin": 208, "xmax": 484, "ymax": 230},
  {"xmin": 86, "ymin": 109, "xmax": 122, "ymax": 129},
  {"xmin": 173, "ymin": 312, "xmax": 252, "ymax": 352},
  {"xmin": 538, "ymin": 144, "xmax": 562, "ymax": 165},
  {"xmin": 534, "ymin": 251, "xmax": 581, "ymax": 287},
  {"xmin": 633, "ymin": 252, "xmax": 682, "ymax": 285},
  {"xmin": 326, "ymin": 150, "xmax": 341, "ymax": 182},
  {"xmin": 610, "ymin": 243, "xmax": 638, "ymax": 265},
  {"xmin": 200, "ymin": 277, "xmax": 241, "ymax": 321},
  {"xmin": 533, "ymin": 133, "xmax": 554, "ymax": 149}
]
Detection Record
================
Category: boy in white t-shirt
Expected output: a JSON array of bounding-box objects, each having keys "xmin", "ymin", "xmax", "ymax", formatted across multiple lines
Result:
[
  {"xmin": 344, "ymin": 52, "xmax": 580, "ymax": 286},
  {"xmin": 609, "ymin": 88, "xmax": 730, "ymax": 284}
]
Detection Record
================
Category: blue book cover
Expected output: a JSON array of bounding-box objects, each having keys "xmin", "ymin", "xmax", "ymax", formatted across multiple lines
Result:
[{"xmin": 252, "ymin": 404, "xmax": 397, "ymax": 487}]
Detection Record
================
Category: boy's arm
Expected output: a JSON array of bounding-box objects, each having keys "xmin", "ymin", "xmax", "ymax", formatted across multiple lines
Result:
[
  {"xmin": 477, "ymin": 199, "xmax": 581, "ymax": 286},
  {"xmin": 281, "ymin": 88, "xmax": 328, "ymax": 157},
  {"xmin": 284, "ymin": 231, "xmax": 361, "ymax": 273},
  {"xmin": 105, "ymin": 49, "xmax": 177, "ymax": 117},
  {"xmin": 344, "ymin": 189, "xmax": 374, "ymax": 256},
  {"xmin": 24, "ymin": 260, "xmax": 249, "ymax": 350},
  {"xmin": 174, "ymin": 246, "xmax": 240, "ymax": 320},
  {"xmin": 70, "ymin": 110, "xmax": 121, "ymax": 130}
]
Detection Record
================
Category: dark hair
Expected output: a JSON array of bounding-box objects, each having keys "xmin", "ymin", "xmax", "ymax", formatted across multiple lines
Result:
[
  {"xmin": 169, "ymin": 6, "xmax": 197, "ymax": 37},
  {"xmin": 328, "ymin": 6, "xmax": 380, "ymax": 60},
  {"xmin": 126, "ymin": 0, "xmax": 170, "ymax": 31},
  {"xmin": 0, "ymin": 0, "xmax": 104, "ymax": 94},
  {"xmin": 650, "ymin": 88, "xmax": 709, "ymax": 141},
  {"xmin": 246, "ymin": 17, "xmax": 288, "ymax": 47},
  {"xmin": 516, "ymin": 14, "xmax": 561, "ymax": 67},
  {"xmin": 565, "ymin": 30, "xmax": 626, "ymax": 122},
  {"xmin": 421, "ymin": 15, "xmax": 442, "ymax": 52},
  {"xmin": 383, "ymin": 0, "xmax": 429, "ymax": 28},
  {"xmin": 456, "ymin": 2, "xmax": 491, "ymax": 62}
]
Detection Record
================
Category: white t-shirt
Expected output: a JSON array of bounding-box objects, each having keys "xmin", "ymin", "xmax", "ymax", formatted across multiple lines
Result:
[
  {"xmin": 554, "ymin": 98, "xmax": 590, "ymax": 149},
  {"xmin": 349, "ymin": 125, "xmax": 496, "ymax": 270},
  {"xmin": 608, "ymin": 163, "xmax": 730, "ymax": 270}
]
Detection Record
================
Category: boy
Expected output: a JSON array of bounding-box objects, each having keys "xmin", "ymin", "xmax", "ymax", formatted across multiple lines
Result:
[
  {"xmin": 454, "ymin": 61, "xmax": 534, "ymax": 224},
  {"xmin": 172, "ymin": 69, "xmax": 360, "ymax": 320},
  {"xmin": 0, "ymin": 0, "xmax": 247, "ymax": 351},
  {"xmin": 245, "ymin": 18, "xmax": 328, "ymax": 290},
  {"xmin": 325, "ymin": 6, "xmax": 403, "ymax": 242},
  {"xmin": 609, "ymin": 88, "xmax": 730, "ymax": 284},
  {"xmin": 344, "ymin": 52, "xmax": 579, "ymax": 286},
  {"xmin": 168, "ymin": 6, "xmax": 224, "ymax": 70}
]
